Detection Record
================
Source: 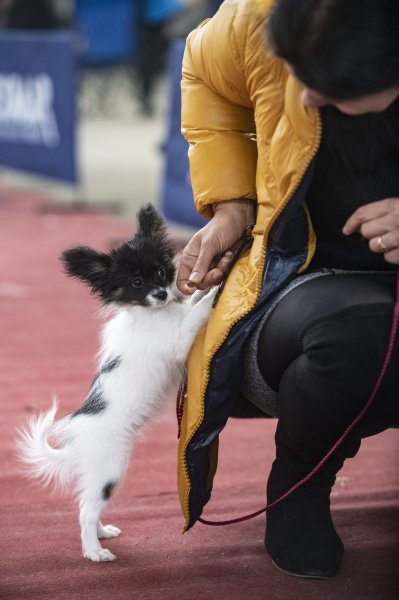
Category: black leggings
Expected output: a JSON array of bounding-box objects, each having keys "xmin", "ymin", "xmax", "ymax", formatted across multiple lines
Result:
[{"xmin": 257, "ymin": 273, "xmax": 399, "ymax": 441}]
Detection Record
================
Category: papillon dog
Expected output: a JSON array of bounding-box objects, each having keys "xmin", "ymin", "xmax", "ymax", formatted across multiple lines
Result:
[{"xmin": 17, "ymin": 204, "xmax": 216, "ymax": 562}]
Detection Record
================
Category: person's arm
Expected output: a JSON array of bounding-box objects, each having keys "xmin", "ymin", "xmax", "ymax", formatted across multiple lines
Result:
[
  {"xmin": 181, "ymin": 2, "xmax": 258, "ymax": 220},
  {"xmin": 177, "ymin": 0, "xmax": 275, "ymax": 292}
]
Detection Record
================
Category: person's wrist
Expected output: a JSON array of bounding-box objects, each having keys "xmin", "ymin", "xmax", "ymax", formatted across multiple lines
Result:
[{"xmin": 213, "ymin": 199, "xmax": 256, "ymax": 231}]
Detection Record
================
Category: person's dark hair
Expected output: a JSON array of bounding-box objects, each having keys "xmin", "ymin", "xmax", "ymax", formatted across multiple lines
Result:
[{"xmin": 267, "ymin": 0, "xmax": 399, "ymax": 100}]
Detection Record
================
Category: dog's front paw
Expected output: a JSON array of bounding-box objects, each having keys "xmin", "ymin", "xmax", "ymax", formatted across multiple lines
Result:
[
  {"xmin": 98, "ymin": 524, "xmax": 122, "ymax": 539},
  {"xmin": 187, "ymin": 287, "xmax": 218, "ymax": 328},
  {"xmin": 190, "ymin": 286, "xmax": 218, "ymax": 306},
  {"xmin": 197, "ymin": 286, "xmax": 218, "ymax": 309},
  {"xmin": 84, "ymin": 547, "xmax": 117, "ymax": 562}
]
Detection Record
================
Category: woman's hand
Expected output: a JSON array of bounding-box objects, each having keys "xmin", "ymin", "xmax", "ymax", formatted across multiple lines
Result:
[
  {"xmin": 176, "ymin": 199, "xmax": 256, "ymax": 294},
  {"xmin": 343, "ymin": 198, "xmax": 399, "ymax": 265}
]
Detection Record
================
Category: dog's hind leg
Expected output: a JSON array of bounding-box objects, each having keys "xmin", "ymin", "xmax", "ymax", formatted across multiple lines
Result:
[
  {"xmin": 79, "ymin": 494, "xmax": 117, "ymax": 562},
  {"xmin": 97, "ymin": 521, "xmax": 121, "ymax": 539},
  {"xmin": 96, "ymin": 481, "xmax": 122, "ymax": 539}
]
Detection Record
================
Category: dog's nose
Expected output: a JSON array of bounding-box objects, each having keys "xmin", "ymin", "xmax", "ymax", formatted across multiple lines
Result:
[{"xmin": 152, "ymin": 290, "xmax": 167, "ymax": 301}]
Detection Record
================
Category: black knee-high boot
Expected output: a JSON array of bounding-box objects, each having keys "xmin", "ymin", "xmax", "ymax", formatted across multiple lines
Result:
[
  {"xmin": 265, "ymin": 434, "xmax": 360, "ymax": 578},
  {"xmin": 263, "ymin": 299, "xmax": 399, "ymax": 578}
]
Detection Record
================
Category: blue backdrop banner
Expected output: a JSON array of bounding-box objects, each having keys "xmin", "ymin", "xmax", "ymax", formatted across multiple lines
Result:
[{"xmin": 0, "ymin": 30, "xmax": 77, "ymax": 183}]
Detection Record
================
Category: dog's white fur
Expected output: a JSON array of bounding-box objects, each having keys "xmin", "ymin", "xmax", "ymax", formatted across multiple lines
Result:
[{"xmin": 17, "ymin": 286, "xmax": 216, "ymax": 562}]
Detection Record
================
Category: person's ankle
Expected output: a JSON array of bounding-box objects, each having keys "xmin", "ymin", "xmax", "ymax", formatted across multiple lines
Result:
[
  {"xmin": 265, "ymin": 469, "xmax": 344, "ymax": 578},
  {"xmin": 265, "ymin": 516, "xmax": 344, "ymax": 579}
]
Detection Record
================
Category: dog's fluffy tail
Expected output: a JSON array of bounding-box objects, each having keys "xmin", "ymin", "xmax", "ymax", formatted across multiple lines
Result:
[{"xmin": 16, "ymin": 399, "xmax": 73, "ymax": 492}]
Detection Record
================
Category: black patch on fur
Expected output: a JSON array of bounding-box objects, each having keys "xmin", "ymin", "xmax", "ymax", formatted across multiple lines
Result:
[
  {"xmin": 88, "ymin": 356, "xmax": 121, "ymax": 389},
  {"xmin": 101, "ymin": 356, "xmax": 121, "ymax": 374},
  {"xmin": 72, "ymin": 384, "xmax": 106, "ymax": 418},
  {"xmin": 60, "ymin": 204, "xmax": 176, "ymax": 307},
  {"xmin": 102, "ymin": 482, "xmax": 115, "ymax": 501}
]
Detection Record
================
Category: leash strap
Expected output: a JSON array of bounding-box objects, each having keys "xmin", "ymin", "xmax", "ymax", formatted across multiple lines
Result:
[{"xmin": 198, "ymin": 267, "xmax": 399, "ymax": 526}]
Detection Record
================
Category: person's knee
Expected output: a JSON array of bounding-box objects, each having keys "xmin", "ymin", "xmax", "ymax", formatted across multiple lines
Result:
[
  {"xmin": 302, "ymin": 302, "xmax": 394, "ymax": 381},
  {"xmin": 278, "ymin": 302, "xmax": 396, "ymax": 434}
]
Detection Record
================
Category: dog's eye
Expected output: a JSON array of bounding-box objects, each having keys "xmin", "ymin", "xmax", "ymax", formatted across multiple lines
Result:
[
  {"xmin": 131, "ymin": 276, "xmax": 143, "ymax": 288},
  {"xmin": 157, "ymin": 267, "xmax": 166, "ymax": 281}
]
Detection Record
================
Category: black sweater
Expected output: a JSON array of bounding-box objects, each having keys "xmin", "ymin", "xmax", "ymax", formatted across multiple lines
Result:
[{"xmin": 306, "ymin": 97, "xmax": 399, "ymax": 271}]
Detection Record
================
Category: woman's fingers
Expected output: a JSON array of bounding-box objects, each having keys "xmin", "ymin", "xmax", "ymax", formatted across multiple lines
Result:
[
  {"xmin": 187, "ymin": 237, "xmax": 221, "ymax": 286},
  {"xmin": 342, "ymin": 198, "xmax": 397, "ymax": 235},
  {"xmin": 176, "ymin": 233, "xmax": 230, "ymax": 293},
  {"xmin": 343, "ymin": 198, "xmax": 399, "ymax": 264},
  {"xmin": 177, "ymin": 235, "xmax": 203, "ymax": 294},
  {"xmin": 200, "ymin": 252, "xmax": 235, "ymax": 288}
]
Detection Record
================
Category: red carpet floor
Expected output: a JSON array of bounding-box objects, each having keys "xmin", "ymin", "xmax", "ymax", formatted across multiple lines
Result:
[{"xmin": 1, "ymin": 189, "xmax": 398, "ymax": 600}]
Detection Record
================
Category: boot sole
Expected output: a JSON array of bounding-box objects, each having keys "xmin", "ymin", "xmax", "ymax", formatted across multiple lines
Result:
[{"xmin": 271, "ymin": 559, "xmax": 336, "ymax": 579}]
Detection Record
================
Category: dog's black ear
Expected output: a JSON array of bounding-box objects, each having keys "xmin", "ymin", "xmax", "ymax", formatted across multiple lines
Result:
[
  {"xmin": 60, "ymin": 246, "xmax": 112, "ymax": 293},
  {"xmin": 136, "ymin": 204, "xmax": 167, "ymax": 239}
]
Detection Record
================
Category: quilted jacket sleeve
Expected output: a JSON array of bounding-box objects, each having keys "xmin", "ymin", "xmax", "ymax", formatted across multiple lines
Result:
[{"xmin": 181, "ymin": 0, "xmax": 261, "ymax": 219}]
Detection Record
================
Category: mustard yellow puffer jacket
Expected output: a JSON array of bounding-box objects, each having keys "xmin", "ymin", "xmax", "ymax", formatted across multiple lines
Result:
[{"xmin": 178, "ymin": 0, "xmax": 322, "ymax": 531}]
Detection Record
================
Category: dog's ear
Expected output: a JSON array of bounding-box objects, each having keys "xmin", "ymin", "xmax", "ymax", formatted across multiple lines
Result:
[
  {"xmin": 136, "ymin": 204, "xmax": 167, "ymax": 239},
  {"xmin": 60, "ymin": 246, "xmax": 112, "ymax": 293},
  {"xmin": 135, "ymin": 204, "xmax": 175, "ymax": 259}
]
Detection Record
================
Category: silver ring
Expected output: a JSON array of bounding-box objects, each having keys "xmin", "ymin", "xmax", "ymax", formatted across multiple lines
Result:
[{"xmin": 377, "ymin": 236, "xmax": 389, "ymax": 253}]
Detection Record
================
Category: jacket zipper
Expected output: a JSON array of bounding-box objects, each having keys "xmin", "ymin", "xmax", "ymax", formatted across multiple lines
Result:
[{"xmin": 181, "ymin": 110, "xmax": 322, "ymax": 532}]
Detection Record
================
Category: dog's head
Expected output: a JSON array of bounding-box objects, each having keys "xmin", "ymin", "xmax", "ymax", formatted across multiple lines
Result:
[{"xmin": 61, "ymin": 204, "xmax": 176, "ymax": 308}]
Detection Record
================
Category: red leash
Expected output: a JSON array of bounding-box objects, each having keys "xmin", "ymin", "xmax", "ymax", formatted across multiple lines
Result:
[{"xmin": 177, "ymin": 270, "xmax": 399, "ymax": 527}]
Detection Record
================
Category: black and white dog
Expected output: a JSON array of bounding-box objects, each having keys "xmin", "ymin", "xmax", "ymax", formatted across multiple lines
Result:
[{"xmin": 17, "ymin": 204, "xmax": 216, "ymax": 562}]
